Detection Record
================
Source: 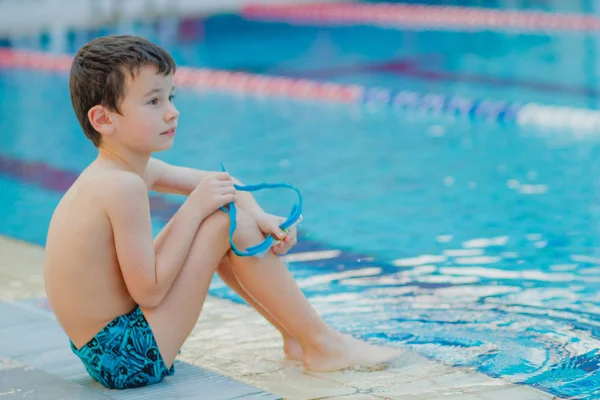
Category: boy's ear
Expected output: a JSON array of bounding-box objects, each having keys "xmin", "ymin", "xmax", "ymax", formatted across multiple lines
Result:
[{"xmin": 88, "ymin": 105, "xmax": 115, "ymax": 137}]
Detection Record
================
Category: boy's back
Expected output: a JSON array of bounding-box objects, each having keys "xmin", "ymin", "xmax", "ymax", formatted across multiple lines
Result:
[{"xmin": 45, "ymin": 162, "xmax": 140, "ymax": 349}]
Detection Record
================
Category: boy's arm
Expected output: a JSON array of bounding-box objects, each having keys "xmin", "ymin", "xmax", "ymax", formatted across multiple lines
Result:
[
  {"xmin": 147, "ymin": 157, "xmax": 266, "ymax": 217},
  {"xmin": 104, "ymin": 172, "xmax": 205, "ymax": 308}
]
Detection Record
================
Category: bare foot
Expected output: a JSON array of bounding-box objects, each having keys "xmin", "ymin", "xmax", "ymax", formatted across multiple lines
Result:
[
  {"xmin": 303, "ymin": 332, "xmax": 400, "ymax": 372},
  {"xmin": 283, "ymin": 337, "xmax": 303, "ymax": 361}
]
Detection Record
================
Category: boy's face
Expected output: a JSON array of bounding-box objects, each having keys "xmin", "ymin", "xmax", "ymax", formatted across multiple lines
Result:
[{"xmin": 111, "ymin": 64, "xmax": 178, "ymax": 153}]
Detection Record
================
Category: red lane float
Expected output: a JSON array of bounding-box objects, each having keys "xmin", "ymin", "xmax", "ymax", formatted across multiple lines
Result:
[{"xmin": 242, "ymin": 3, "xmax": 600, "ymax": 32}]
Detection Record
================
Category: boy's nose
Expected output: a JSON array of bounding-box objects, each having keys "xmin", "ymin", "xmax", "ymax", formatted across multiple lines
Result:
[{"xmin": 165, "ymin": 105, "xmax": 180, "ymax": 122}]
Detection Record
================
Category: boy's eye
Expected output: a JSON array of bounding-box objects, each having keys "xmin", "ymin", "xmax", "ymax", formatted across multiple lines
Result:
[
  {"xmin": 149, "ymin": 98, "xmax": 159, "ymax": 105},
  {"xmin": 169, "ymin": 95, "xmax": 176, "ymax": 102}
]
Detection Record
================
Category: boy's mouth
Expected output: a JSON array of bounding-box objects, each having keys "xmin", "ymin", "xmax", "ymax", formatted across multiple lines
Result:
[{"xmin": 160, "ymin": 128, "xmax": 176, "ymax": 137}]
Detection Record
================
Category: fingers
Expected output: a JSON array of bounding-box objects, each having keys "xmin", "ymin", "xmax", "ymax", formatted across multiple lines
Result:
[
  {"xmin": 215, "ymin": 179, "xmax": 235, "ymax": 196},
  {"xmin": 287, "ymin": 225, "xmax": 297, "ymax": 239},
  {"xmin": 274, "ymin": 227, "xmax": 287, "ymax": 241},
  {"xmin": 272, "ymin": 226, "xmax": 297, "ymax": 255},
  {"xmin": 216, "ymin": 184, "xmax": 236, "ymax": 205},
  {"xmin": 219, "ymin": 193, "xmax": 236, "ymax": 206},
  {"xmin": 272, "ymin": 240, "xmax": 296, "ymax": 255},
  {"xmin": 283, "ymin": 225, "xmax": 297, "ymax": 243},
  {"xmin": 219, "ymin": 186, "xmax": 236, "ymax": 197},
  {"xmin": 271, "ymin": 216, "xmax": 287, "ymax": 240},
  {"xmin": 213, "ymin": 173, "xmax": 236, "ymax": 207},
  {"xmin": 216, "ymin": 177, "xmax": 235, "ymax": 185},
  {"xmin": 217, "ymin": 185, "xmax": 236, "ymax": 195},
  {"xmin": 213, "ymin": 172, "xmax": 233, "ymax": 180}
]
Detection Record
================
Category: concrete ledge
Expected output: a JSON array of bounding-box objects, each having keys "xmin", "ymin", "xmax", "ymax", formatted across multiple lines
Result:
[
  {"xmin": 0, "ymin": 301, "xmax": 281, "ymax": 400},
  {"xmin": 0, "ymin": 236, "xmax": 559, "ymax": 399}
]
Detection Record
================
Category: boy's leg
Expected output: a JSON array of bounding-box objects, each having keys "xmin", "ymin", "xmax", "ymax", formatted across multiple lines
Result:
[
  {"xmin": 227, "ymin": 208, "xmax": 397, "ymax": 371},
  {"xmin": 141, "ymin": 211, "xmax": 231, "ymax": 368},
  {"xmin": 150, "ymin": 212, "xmax": 302, "ymax": 363},
  {"xmin": 146, "ymin": 207, "xmax": 396, "ymax": 372},
  {"xmin": 216, "ymin": 258, "xmax": 303, "ymax": 360}
]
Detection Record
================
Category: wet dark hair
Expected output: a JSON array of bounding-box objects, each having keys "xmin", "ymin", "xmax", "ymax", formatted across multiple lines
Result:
[{"xmin": 69, "ymin": 35, "xmax": 176, "ymax": 147}]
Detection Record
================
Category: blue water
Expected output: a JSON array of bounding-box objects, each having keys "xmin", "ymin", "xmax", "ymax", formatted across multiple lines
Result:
[{"xmin": 3, "ymin": 4, "xmax": 600, "ymax": 399}]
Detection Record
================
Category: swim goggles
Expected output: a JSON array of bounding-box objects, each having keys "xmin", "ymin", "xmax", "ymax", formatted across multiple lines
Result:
[{"xmin": 220, "ymin": 163, "xmax": 303, "ymax": 257}]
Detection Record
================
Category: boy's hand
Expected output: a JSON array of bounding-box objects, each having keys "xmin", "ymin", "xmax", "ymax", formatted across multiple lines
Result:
[
  {"xmin": 188, "ymin": 172, "xmax": 236, "ymax": 218},
  {"xmin": 254, "ymin": 212, "xmax": 299, "ymax": 255}
]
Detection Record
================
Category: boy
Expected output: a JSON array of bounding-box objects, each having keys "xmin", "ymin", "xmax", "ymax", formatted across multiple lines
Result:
[{"xmin": 44, "ymin": 35, "xmax": 394, "ymax": 390}]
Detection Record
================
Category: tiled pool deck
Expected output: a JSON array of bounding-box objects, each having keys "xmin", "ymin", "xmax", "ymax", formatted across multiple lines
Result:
[{"xmin": 0, "ymin": 235, "xmax": 559, "ymax": 399}]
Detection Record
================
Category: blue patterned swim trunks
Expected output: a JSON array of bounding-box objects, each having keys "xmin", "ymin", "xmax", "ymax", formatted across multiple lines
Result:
[{"xmin": 70, "ymin": 306, "xmax": 174, "ymax": 389}]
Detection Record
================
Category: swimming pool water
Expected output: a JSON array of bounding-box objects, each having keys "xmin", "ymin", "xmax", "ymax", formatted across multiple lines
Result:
[{"xmin": 2, "ymin": 5, "xmax": 600, "ymax": 399}]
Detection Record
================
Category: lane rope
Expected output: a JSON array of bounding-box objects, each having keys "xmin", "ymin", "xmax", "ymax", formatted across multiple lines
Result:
[
  {"xmin": 2, "ymin": 48, "xmax": 599, "ymax": 130},
  {"xmin": 241, "ymin": 3, "xmax": 600, "ymax": 33}
]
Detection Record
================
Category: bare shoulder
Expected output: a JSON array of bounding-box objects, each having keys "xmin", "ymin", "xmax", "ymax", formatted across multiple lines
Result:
[
  {"xmin": 102, "ymin": 170, "xmax": 147, "ymax": 192},
  {"xmin": 83, "ymin": 170, "xmax": 149, "ymax": 206},
  {"xmin": 48, "ymin": 169, "xmax": 148, "ymax": 230}
]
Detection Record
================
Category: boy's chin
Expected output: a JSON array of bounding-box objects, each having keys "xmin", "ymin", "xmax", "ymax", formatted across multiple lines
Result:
[{"xmin": 153, "ymin": 141, "xmax": 175, "ymax": 152}]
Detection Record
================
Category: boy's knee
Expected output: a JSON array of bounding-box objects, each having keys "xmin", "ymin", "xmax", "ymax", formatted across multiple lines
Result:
[
  {"xmin": 232, "ymin": 208, "xmax": 262, "ymax": 247},
  {"xmin": 235, "ymin": 208, "xmax": 257, "ymax": 230},
  {"xmin": 202, "ymin": 208, "xmax": 261, "ymax": 250},
  {"xmin": 201, "ymin": 210, "xmax": 230, "ymax": 238}
]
